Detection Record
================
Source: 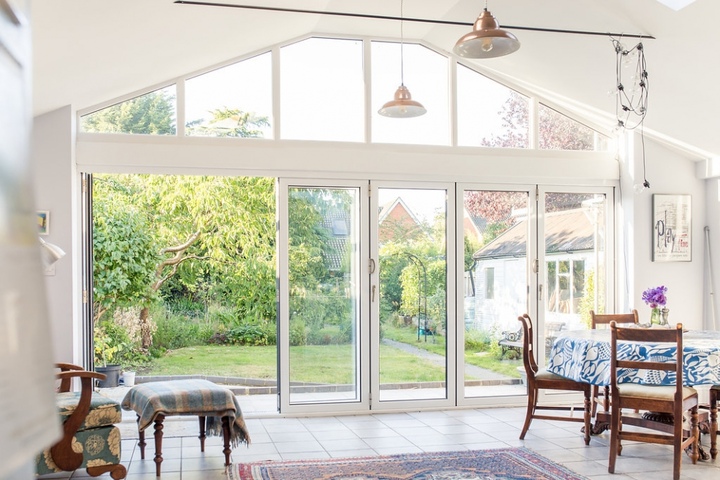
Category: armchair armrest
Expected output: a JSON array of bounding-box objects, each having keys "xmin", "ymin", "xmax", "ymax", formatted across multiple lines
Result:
[
  {"xmin": 50, "ymin": 367, "xmax": 106, "ymax": 471},
  {"xmin": 55, "ymin": 363, "xmax": 86, "ymax": 392}
]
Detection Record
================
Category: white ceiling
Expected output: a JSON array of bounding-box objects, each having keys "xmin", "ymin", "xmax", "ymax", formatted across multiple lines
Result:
[{"xmin": 31, "ymin": 0, "xmax": 720, "ymax": 158}]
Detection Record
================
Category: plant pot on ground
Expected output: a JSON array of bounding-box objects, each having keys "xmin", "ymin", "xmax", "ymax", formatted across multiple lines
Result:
[
  {"xmin": 96, "ymin": 364, "xmax": 122, "ymax": 388},
  {"xmin": 94, "ymin": 324, "xmax": 125, "ymax": 387}
]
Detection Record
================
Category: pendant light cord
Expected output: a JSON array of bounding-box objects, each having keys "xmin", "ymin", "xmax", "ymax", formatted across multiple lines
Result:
[{"xmin": 400, "ymin": 0, "xmax": 405, "ymax": 86}]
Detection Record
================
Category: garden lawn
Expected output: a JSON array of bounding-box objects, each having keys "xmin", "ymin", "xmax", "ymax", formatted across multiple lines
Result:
[{"xmin": 143, "ymin": 344, "xmax": 450, "ymax": 384}]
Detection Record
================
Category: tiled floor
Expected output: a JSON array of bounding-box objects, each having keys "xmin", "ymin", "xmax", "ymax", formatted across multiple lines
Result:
[{"xmin": 41, "ymin": 394, "xmax": 719, "ymax": 480}]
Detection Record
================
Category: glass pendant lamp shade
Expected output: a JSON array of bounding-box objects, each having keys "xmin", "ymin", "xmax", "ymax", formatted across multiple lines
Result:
[
  {"xmin": 454, "ymin": 7, "xmax": 520, "ymax": 59},
  {"xmin": 378, "ymin": 84, "xmax": 427, "ymax": 118}
]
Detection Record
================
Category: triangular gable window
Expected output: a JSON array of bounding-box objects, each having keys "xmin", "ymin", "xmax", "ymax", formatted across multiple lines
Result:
[
  {"xmin": 80, "ymin": 86, "xmax": 176, "ymax": 135},
  {"xmin": 538, "ymin": 103, "xmax": 609, "ymax": 151}
]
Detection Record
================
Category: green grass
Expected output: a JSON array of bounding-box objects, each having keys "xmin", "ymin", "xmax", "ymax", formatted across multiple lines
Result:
[
  {"xmin": 143, "ymin": 343, "xmax": 448, "ymax": 384},
  {"xmin": 141, "ymin": 327, "xmax": 521, "ymax": 383}
]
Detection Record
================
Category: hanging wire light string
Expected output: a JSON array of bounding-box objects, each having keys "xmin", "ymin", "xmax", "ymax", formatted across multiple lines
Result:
[
  {"xmin": 613, "ymin": 38, "xmax": 649, "ymax": 130},
  {"xmin": 612, "ymin": 37, "xmax": 650, "ymax": 191}
]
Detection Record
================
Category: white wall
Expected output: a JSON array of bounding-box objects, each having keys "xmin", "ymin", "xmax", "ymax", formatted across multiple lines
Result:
[
  {"xmin": 702, "ymin": 174, "xmax": 720, "ymax": 330},
  {"xmin": 621, "ymin": 132, "xmax": 707, "ymax": 329},
  {"xmin": 31, "ymin": 106, "xmax": 77, "ymax": 364}
]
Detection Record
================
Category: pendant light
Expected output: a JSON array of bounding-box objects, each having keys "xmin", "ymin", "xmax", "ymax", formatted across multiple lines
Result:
[
  {"xmin": 454, "ymin": 1, "xmax": 520, "ymax": 59},
  {"xmin": 378, "ymin": 0, "xmax": 426, "ymax": 118}
]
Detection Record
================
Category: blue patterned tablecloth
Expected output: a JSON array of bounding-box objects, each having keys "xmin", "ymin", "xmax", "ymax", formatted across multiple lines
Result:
[{"xmin": 546, "ymin": 329, "xmax": 720, "ymax": 386}]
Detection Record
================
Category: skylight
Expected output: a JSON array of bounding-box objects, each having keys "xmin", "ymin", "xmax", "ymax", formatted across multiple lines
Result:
[{"xmin": 655, "ymin": 0, "xmax": 696, "ymax": 11}]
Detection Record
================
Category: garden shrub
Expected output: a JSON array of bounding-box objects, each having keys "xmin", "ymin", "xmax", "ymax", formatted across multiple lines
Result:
[{"xmin": 289, "ymin": 318, "xmax": 307, "ymax": 346}]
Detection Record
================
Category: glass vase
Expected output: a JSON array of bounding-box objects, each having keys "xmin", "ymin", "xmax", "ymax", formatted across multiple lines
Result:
[{"xmin": 650, "ymin": 307, "xmax": 661, "ymax": 325}]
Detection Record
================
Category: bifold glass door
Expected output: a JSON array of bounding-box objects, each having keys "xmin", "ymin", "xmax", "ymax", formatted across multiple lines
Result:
[
  {"xmin": 278, "ymin": 180, "xmax": 369, "ymax": 413},
  {"xmin": 371, "ymin": 182, "xmax": 455, "ymax": 409},
  {"xmin": 278, "ymin": 180, "xmax": 612, "ymax": 413}
]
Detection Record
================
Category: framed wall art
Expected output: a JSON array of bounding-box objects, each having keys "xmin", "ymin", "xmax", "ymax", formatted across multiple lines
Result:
[
  {"xmin": 652, "ymin": 194, "xmax": 691, "ymax": 262},
  {"xmin": 37, "ymin": 210, "xmax": 50, "ymax": 235}
]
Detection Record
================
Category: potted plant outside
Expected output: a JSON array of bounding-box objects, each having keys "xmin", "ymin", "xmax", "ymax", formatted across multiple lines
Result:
[{"xmin": 94, "ymin": 325, "xmax": 123, "ymax": 387}]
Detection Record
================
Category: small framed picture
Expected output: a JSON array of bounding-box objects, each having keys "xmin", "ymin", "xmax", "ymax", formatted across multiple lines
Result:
[
  {"xmin": 652, "ymin": 194, "xmax": 691, "ymax": 262},
  {"xmin": 37, "ymin": 210, "xmax": 50, "ymax": 235}
]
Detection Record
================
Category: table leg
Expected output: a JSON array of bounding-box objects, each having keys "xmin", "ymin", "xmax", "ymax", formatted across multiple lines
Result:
[
  {"xmin": 198, "ymin": 416, "xmax": 206, "ymax": 452},
  {"xmin": 137, "ymin": 414, "xmax": 146, "ymax": 460},
  {"xmin": 222, "ymin": 416, "xmax": 231, "ymax": 467},
  {"xmin": 154, "ymin": 414, "xmax": 165, "ymax": 477}
]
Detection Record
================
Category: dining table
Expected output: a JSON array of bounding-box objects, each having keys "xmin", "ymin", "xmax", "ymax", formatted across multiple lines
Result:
[
  {"xmin": 546, "ymin": 327, "xmax": 720, "ymax": 458},
  {"xmin": 547, "ymin": 327, "xmax": 720, "ymax": 387}
]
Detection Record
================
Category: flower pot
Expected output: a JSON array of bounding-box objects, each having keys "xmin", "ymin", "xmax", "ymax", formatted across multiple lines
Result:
[
  {"xmin": 96, "ymin": 364, "xmax": 122, "ymax": 388},
  {"xmin": 121, "ymin": 370, "xmax": 136, "ymax": 387}
]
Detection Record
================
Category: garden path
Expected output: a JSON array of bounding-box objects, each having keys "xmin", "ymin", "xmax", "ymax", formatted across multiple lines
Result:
[{"xmin": 381, "ymin": 339, "xmax": 510, "ymax": 381}]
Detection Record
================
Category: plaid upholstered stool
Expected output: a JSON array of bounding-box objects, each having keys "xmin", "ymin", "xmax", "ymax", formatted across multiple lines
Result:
[{"xmin": 121, "ymin": 379, "xmax": 250, "ymax": 476}]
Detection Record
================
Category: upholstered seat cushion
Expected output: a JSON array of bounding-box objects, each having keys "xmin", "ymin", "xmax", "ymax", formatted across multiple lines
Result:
[
  {"xmin": 535, "ymin": 369, "xmax": 577, "ymax": 382},
  {"xmin": 618, "ymin": 384, "xmax": 698, "ymax": 401},
  {"xmin": 36, "ymin": 425, "xmax": 122, "ymax": 475},
  {"xmin": 56, "ymin": 391, "xmax": 122, "ymax": 429}
]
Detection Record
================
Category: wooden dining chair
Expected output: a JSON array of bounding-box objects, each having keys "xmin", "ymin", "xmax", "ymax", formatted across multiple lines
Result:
[
  {"xmin": 608, "ymin": 322, "xmax": 699, "ymax": 480},
  {"xmin": 710, "ymin": 385, "xmax": 719, "ymax": 459},
  {"xmin": 517, "ymin": 314, "xmax": 591, "ymax": 445},
  {"xmin": 589, "ymin": 310, "xmax": 639, "ymax": 417}
]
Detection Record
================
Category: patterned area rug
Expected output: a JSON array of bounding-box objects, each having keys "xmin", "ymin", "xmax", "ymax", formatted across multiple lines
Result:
[{"xmin": 228, "ymin": 447, "xmax": 588, "ymax": 479}]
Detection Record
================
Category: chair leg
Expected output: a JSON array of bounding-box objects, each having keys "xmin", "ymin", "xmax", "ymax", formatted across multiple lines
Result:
[
  {"xmin": 86, "ymin": 464, "xmax": 127, "ymax": 480},
  {"xmin": 519, "ymin": 387, "xmax": 536, "ymax": 439},
  {"xmin": 608, "ymin": 406, "xmax": 620, "ymax": 474},
  {"xmin": 711, "ymin": 387, "xmax": 718, "ymax": 460}
]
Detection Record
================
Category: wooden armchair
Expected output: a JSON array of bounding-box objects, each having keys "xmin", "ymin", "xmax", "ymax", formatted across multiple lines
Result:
[
  {"xmin": 517, "ymin": 314, "xmax": 591, "ymax": 445},
  {"xmin": 607, "ymin": 323, "xmax": 699, "ymax": 480},
  {"xmin": 36, "ymin": 363, "xmax": 127, "ymax": 479}
]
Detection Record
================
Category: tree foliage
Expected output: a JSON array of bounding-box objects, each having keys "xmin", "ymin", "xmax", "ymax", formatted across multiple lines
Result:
[
  {"xmin": 82, "ymin": 90, "xmax": 176, "ymax": 135},
  {"xmin": 93, "ymin": 177, "xmax": 159, "ymax": 323},
  {"xmin": 186, "ymin": 108, "xmax": 269, "ymax": 137}
]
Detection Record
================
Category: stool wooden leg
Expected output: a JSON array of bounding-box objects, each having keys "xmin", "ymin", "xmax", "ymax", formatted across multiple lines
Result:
[
  {"xmin": 711, "ymin": 387, "xmax": 718, "ymax": 459},
  {"xmin": 154, "ymin": 414, "xmax": 165, "ymax": 477},
  {"xmin": 198, "ymin": 416, "xmax": 206, "ymax": 452},
  {"xmin": 137, "ymin": 414, "xmax": 146, "ymax": 460},
  {"xmin": 222, "ymin": 416, "xmax": 231, "ymax": 467}
]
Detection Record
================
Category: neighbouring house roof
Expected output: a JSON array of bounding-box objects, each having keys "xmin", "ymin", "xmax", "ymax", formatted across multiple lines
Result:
[
  {"xmin": 474, "ymin": 208, "xmax": 595, "ymax": 260},
  {"xmin": 321, "ymin": 210, "xmax": 350, "ymax": 271},
  {"xmin": 378, "ymin": 197, "xmax": 425, "ymax": 243}
]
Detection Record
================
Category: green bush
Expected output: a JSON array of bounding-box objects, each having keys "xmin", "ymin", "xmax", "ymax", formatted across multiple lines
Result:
[
  {"xmin": 289, "ymin": 318, "xmax": 307, "ymax": 346},
  {"xmin": 153, "ymin": 310, "xmax": 209, "ymax": 350},
  {"xmin": 226, "ymin": 321, "xmax": 276, "ymax": 346}
]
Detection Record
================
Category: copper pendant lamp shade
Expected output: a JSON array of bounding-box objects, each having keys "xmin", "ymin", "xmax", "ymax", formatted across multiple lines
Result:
[
  {"xmin": 378, "ymin": 85, "xmax": 427, "ymax": 118},
  {"xmin": 378, "ymin": 0, "xmax": 426, "ymax": 118},
  {"xmin": 454, "ymin": 7, "xmax": 520, "ymax": 59}
]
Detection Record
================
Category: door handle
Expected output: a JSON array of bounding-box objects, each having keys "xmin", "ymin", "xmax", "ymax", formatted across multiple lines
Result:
[
  {"xmin": 372, "ymin": 285, "xmax": 376, "ymax": 302},
  {"xmin": 538, "ymin": 284, "xmax": 543, "ymax": 301}
]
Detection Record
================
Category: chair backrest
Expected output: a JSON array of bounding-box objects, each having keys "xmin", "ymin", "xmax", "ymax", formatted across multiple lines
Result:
[
  {"xmin": 610, "ymin": 322, "xmax": 685, "ymax": 398},
  {"xmin": 591, "ymin": 309, "xmax": 639, "ymax": 329},
  {"xmin": 518, "ymin": 314, "xmax": 538, "ymax": 376}
]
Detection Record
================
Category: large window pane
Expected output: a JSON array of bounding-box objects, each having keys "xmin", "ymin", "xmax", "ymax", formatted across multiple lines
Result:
[
  {"xmin": 80, "ymin": 86, "xmax": 177, "ymax": 135},
  {"xmin": 281, "ymin": 38, "xmax": 364, "ymax": 142},
  {"xmin": 372, "ymin": 42, "xmax": 450, "ymax": 146},
  {"xmin": 457, "ymin": 66, "xmax": 529, "ymax": 148},
  {"xmin": 185, "ymin": 53, "xmax": 272, "ymax": 138}
]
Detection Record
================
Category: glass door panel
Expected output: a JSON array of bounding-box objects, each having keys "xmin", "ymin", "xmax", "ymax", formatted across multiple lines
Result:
[
  {"xmin": 459, "ymin": 187, "xmax": 532, "ymax": 400},
  {"xmin": 279, "ymin": 181, "xmax": 366, "ymax": 410},
  {"xmin": 374, "ymin": 185, "xmax": 452, "ymax": 404},
  {"xmin": 540, "ymin": 189, "xmax": 611, "ymax": 361}
]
